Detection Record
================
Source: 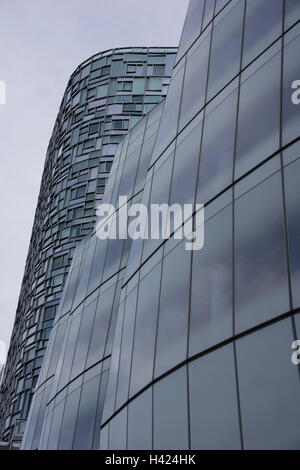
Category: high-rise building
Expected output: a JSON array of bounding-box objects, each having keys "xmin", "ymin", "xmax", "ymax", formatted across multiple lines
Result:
[
  {"xmin": 10, "ymin": 0, "xmax": 300, "ymax": 450},
  {"xmin": 0, "ymin": 47, "xmax": 177, "ymax": 446}
]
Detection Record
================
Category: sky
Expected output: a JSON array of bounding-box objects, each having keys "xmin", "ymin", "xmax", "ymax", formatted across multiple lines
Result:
[{"xmin": 0, "ymin": 0, "xmax": 189, "ymax": 361}]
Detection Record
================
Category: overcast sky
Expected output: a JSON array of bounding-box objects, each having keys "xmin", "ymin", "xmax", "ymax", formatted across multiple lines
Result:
[{"xmin": 0, "ymin": 0, "xmax": 189, "ymax": 359}]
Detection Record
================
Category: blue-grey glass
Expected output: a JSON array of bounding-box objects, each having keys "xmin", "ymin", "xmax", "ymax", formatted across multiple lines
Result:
[
  {"xmin": 92, "ymin": 370, "xmax": 108, "ymax": 450},
  {"xmin": 170, "ymin": 121, "xmax": 202, "ymax": 206},
  {"xmin": 282, "ymin": 32, "xmax": 300, "ymax": 146},
  {"xmin": 108, "ymin": 408, "xmax": 127, "ymax": 450},
  {"xmin": 284, "ymin": 158, "xmax": 300, "ymax": 308},
  {"xmin": 235, "ymin": 51, "xmax": 281, "ymax": 179},
  {"xmin": 142, "ymin": 154, "xmax": 174, "ymax": 262},
  {"xmin": 189, "ymin": 345, "xmax": 241, "ymax": 449},
  {"xmin": 48, "ymin": 320, "xmax": 68, "ymax": 377},
  {"xmin": 58, "ymin": 388, "xmax": 81, "ymax": 449},
  {"xmin": 215, "ymin": 0, "xmax": 229, "ymax": 14},
  {"xmin": 189, "ymin": 205, "xmax": 233, "ymax": 356},
  {"xmin": 152, "ymin": 64, "xmax": 184, "ymax": 162},
  {"xmin": 104, "ymin": 279, "xmax": 123, "ymax": 357},
  {"xmin": 72, "ymin": 239, "xmax": 96, "ymax": 308},
  {"xmin": 285, "ymin": 0, "xmax": 300, "ymax": 29},
  {"xmin": 128, "ymin": 389, "xmax": 152, "ymax": 450},
  {"xmin": 102, "ymin": 236, "xmax": 124, "ymax": 282},
  {"xmin": 60, "ymin": 263, "xmax": 81, "ymax": 315},
  {"xmin": 47, "ymin": 400, "xmax": 65, "ymax": 450},
  {"xmin": 242, "ymin": 0, "xmax": 283, "ymax": 67},
  {"xmin": 177, "ymin": 0, "xmax": 205, "ymax": 61},
  {"xmin": 115, "ymin": 288, "xmax": 138, "ymax": 409},
  {"xmin": 101, "ymin": 302, "xmax": 125, "ymax": 423},
  {"xmin": 236, "ymin": 319, "xmax": 300, "ymax": 450},
  {"xmin": 130, "ymin": 264, "xmax": 161, "ymax": 397},
  {"xmin": 99, "ymin": 426, "xmax": 109, "ymax": 450},
  {"xmin": 57, "ymin": 313, "xmax": 81, "ymax": 391},
  {"xmin": 197, "ymin": 89, "xmax": 237, "ymax": 203},
  {"xmin": 202, "ymin": 0, "xmax": 215, "ymax": 30},
  {"xmin": 153, "ymin": 367, "xmax": 189, "ymax": 450},
  {"xmin": 70, "ymin": 298, "xmax": 97, "ymax": 380},
  {"xmin": 179, "ymin": 30, "xmax": 210, "ymax": 131},
  {"xmin": 21, "ymin": 390, "xmax": 43, "ymax": 449},
  {"xmin": 234, "ymin": 172, "xmax": 289, "ymax": 333},
  {"xmin": 31, "ymin": 386, "xmax": 51, "ymax": 450},
  {"xmin": 87, "ymin": 237, "xmax": 108, "ymax": 295},
  {"xmin": 207, "ymin": 0, "xmax": 244, "ymax": 100},
  {"xmin": 154, "ymin": 242, "xmax": 191, "ymax": 378},
  {"xmin": 86, "ymin": 286, "xmax": 114, "ymax": 368},
  {"xmin": 73, "ymin": 375, "xmax": 100, "ymax": 449}
]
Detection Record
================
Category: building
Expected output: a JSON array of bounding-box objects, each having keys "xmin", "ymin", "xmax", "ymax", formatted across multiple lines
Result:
[
  {"xmin": 0, "ymin": 47, "xmax": 177, "ymax": 445},
  {"xmin": 17, "ymin": 0, "xmax": 300, "ymax": 450}
]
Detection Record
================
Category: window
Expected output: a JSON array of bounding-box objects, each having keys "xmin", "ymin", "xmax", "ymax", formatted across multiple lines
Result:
[
  {"xmin": 127, "ymin": 64, "xmax": 137, "ymax": 73},
  {"xmin": 190, "ymin": 203, "xmax": 233, "ymax": 357},
  {"xmin": 234, "ymin": 171, "xmax": 289, "ymax": 333},
  {"xmin": 154, "ymin": 367, "xmax": 189, "ymax": 450},
  {"xmin": 147, "ymin": 77, "xmax": 162, "ymax": 91},
  {"xmin": 99, "ymin": 161, "xmax": 113, "ymax": 173},
  {"xmin": 235, "ymin": 46, "xmax": 281, "ymax": 178},
  {"xmin": 153, "ymin": 64, "xmax": 165, "ymax": 76},
  {"xmin": 189, "ymin": 345, "xmax": 241, "ymax": 449},
  {"xmin": 97, "ymin": 178, "xmax": 107, "ymax": 194},
  {"xmin": 179, "ymin": 28, "xmax": 211, "ymax": 131},
  {"xmin": 236, "ymin": 319, "xmax": 300, "ymax": 449},
  {"xmin": 71, "ymin": 185, "xmax": 86, "ymax": 199},
  {"xmin": 242, "ymin": 0, "xmax": 283, "ymax": 67},
  {"xmin": 207, "ymin": 0, "xmax": 244, "ymax": 101}
]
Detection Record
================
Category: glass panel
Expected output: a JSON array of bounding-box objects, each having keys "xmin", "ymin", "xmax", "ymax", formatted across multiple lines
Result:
[
  {"xmin": 234, "ymin": 172, "xmax": 289, "ymax": 333},
  {"xmin": 282, "ymin": 31, "xmax": 300, "ymax": 146},
  {"xmin": 237, "ymin": 319, "xmax": 300, "ymax": 450},
  {"xmin": 154, "ymin": 242, "xmax": 191, "ymax": 378},
  {"xmin": 197, "ymin": 87, "xmax": 238, "ymax": 203},
  {"xmin": 153, "ymin": 367, "xmax": 189, "ymax": 450},
  {"xmin": 109, "ymin": 408, "xmax": 127, "ymax": 450},
  {"xmin": 152, "ymin": 64, "xmax": 184, "ymax": 162},
  {"xmin": 128, "ymin": 389, "xmax": 152, "ymax": 450},
  {"xmin": 47, "ymin": 400, "xmax": 65, "ymax": 450},
  {"xmin": 235, "ymin": 49, "xmax": 281, "ymax": 178},
  {"xmin": 115, "ymin": 288, "xmax": 138, "ymax": 409},
  {"xmin": 242, "ymin": 0, "xmax": 283, "ymax": 67},
  {"xmin": 285, "ymin": 0, "xmax": 300, "ymax": 29},
  {"xmin": 284, "ymin": 158, "xmax": 300, "ymax": 308},
  {"xmin": 190, "ymin": 204, "xmax": 233, "ymax": 356},
  {"xmin": 179, "ymin": 29, "xmax": 211, "ymax": 131},
  {"xmin": 177, "ymin": 0, "xmax": 205, "ymax": 61},
  {"xmin": 130, "ymin": 264, "xmax": 161, "ymax": 397},
  {"xmin": 207, "ymin": 0, "xmax": 244, "ymax": 100},
  {"xmin": 73, "ymin": 375, "xmax": 101, "ymax": 449},
  {"xmin": 170, "ymin": 120, "xmax": 202, "ymax": 206},
  {"xmin": 58, "ymin": 388, "xmax": 81, "ymax": 450},
  {"xmin": 189, "ymin": 345, "xmax": 241, "ymax": 449}
]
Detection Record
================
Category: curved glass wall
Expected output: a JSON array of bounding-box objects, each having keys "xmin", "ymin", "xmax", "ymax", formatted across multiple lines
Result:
[
  {"xmin": 0, "ymin": 47, "xmax": 176, "ymax": 445},
  {"xmin": 22, "ymin": 0, "xmax": 300, "ymax": 450}
]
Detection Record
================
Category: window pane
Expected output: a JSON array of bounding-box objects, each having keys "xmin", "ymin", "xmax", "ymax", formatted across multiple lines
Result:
[
  {"xmin": 154, "ymin": 242, "xmax": 191, "ymax": 378},
  {"xmin": 189, "ymin": 345, "xmax": 241, "ymax": 449},
  {"xmin": 282, "ymin": 31, "xmax": 300, "ymax": 146},
  {"xmin": 177, "ymin": 0, "xmax": 205, "ymax": 61},
  {"xmin": 237, "ymin": 319, "xmax": 300, "ymax": 449},
  {"xmin": 242, "ymin": 0, "xmax": 283, "ymax": 67},
  {"xmin": 207, "ymin": 0, "xmax": 244, "ymax": 100},
  {"xmin": 179, "ymin": 29, "xmax": 211, "ymax": 131},
  {"xmin": 284, "ymin": 158, "xmax": 300, "ymax": 308},
  {"xmin": 73, "ymin": 375, "xmax": 100, "ymax": 449},
  {"xmin": 109, "ymin": 408, "xmax": 127, "ymax": 450},
  {"xmin": 154, "ymin": 367, "xmax": 189, "ymax": 450},
  {"xmin": 285, "ymin": 0, "xmax": 300, "ymax": 29},
  {"xmin": 197, "ymin": 87, "xmax": 238, "ymax": 203},
  {"xmin": 190, "ymin": 205, "xmax": 233, "ymax": 356},
  {"xmin": 130, "ymin": 264, "xmax": 161, "ymax": 397},
  {"xmin": 235, "ymin": 49, "xmax": 281, "ymax": 178},
  {"xmin": 58, "ymin": 388, "xmax": 81, "ymax": 450},
  {"xmin": 128, "ymin": 389, "xmax": 152, "ymax": 450},
  {"xmin": 234, "ymin": 172, "xmax": 289, "ymax": 333}
]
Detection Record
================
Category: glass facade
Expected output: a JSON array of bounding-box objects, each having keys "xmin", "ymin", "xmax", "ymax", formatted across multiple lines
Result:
[
  {"xmin": 0, "ymin": 47, "xmax": 176, "ymax": 445},
  {"xmin": 12, "ymin": 0, "xmax": 300, "ymax": 450}
]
